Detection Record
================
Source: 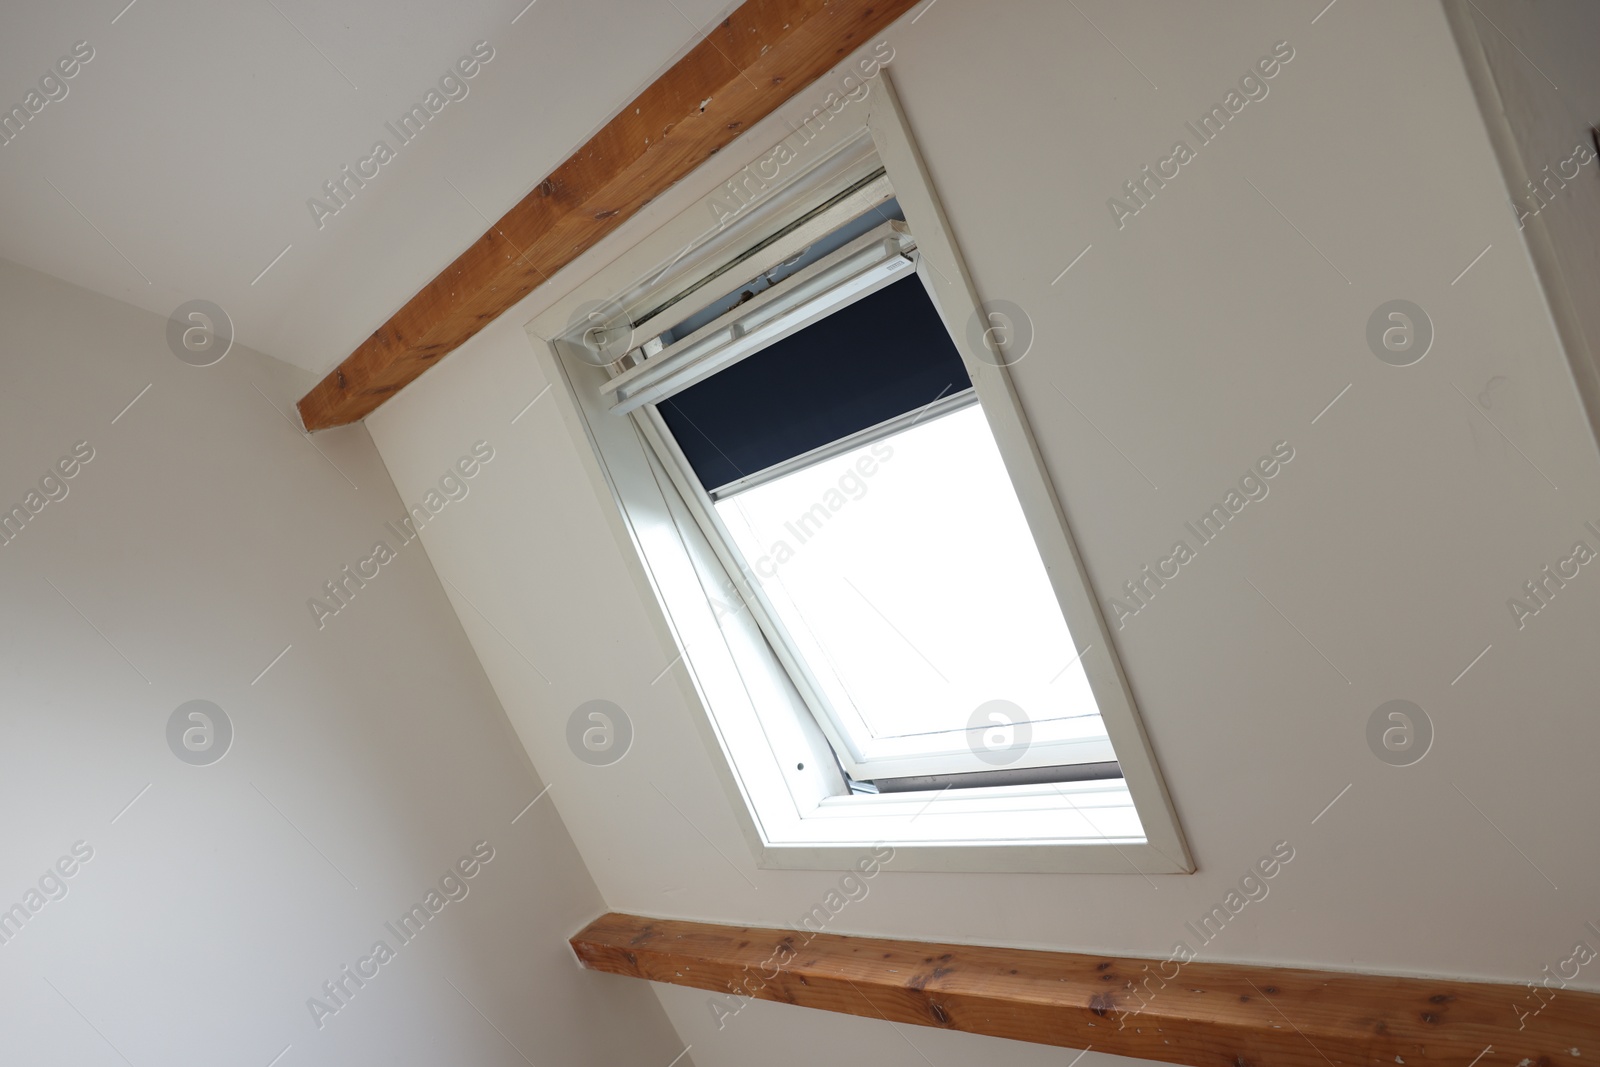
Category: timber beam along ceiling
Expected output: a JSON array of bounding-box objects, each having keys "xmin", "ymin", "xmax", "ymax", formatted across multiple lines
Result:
[
  {"xmin": 297, "ymin": 0, "xmax": 921, "ymax": 431},
  {"xmin": 571, "ymin": 913, "xmax": 1600, "ymax": 1067}
]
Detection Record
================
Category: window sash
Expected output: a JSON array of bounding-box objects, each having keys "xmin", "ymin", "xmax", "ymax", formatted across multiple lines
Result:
[{"xmin": 625, "ymin": 236, "xmax": 1116, "ymax": 781}]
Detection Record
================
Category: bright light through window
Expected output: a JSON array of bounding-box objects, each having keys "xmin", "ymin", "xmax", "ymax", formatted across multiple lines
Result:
[{"xmin": 715, "ymin": 403, "xmax": 1108, "ymax": 770}]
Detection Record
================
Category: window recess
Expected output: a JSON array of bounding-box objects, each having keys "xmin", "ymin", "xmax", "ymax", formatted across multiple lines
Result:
[{"xmin": 533, "ymin": 73, "xmax": 1189, "ymax": 873}]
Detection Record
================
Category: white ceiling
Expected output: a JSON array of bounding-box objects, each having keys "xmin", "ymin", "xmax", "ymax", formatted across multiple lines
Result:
[{"xmin": 0, "ymin": 0, "xmax": 732, "ymax": 377}]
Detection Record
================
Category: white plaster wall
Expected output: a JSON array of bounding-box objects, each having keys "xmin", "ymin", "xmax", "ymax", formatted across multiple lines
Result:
[
  {"xmin": 366, "ymin": 2, "xmax": 1600, "ymax": 1065},
  {"xmin": 0, "ymin": 259, "xmax": 685, "ymax": 1066},
  {"xmin": 1449, "ymin": 0, "xmax": 1600, "ymax": 451}
]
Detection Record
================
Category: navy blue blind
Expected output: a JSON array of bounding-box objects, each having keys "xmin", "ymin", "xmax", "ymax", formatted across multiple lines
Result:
[{"xmin": 658, "ymin": 275, "xmax": 971, "ymax": 491}]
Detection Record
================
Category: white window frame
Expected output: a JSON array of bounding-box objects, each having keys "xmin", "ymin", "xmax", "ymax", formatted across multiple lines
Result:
[{"xmin": 527, "ymin": 70, "xmax": 1191, "ymax": 874}]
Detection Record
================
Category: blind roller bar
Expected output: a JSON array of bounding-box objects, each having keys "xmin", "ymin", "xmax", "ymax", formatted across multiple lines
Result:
[{"xmin": 604, "ymin": 226, "xmax": 917, "ymax": 416}]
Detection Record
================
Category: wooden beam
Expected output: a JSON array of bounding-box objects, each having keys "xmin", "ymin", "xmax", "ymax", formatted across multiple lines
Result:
[
  {"xmin": 298, "ymin": 0, "xmax": 918, "ymax": 431},
  {"xmin": 571, "ymin": 912, "xmax": 1599, "ymax": 1067}
]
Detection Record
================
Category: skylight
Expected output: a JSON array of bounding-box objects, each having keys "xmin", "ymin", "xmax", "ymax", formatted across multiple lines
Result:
[{"xmin": 537, "ymin": 105, "xmax": 1190, "ymax": 870}]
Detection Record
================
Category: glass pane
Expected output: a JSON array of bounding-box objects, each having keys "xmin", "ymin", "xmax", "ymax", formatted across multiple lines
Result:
[
  {"xmin": 714, "ymin": 404, "xmax": 1106, "ymax": 762},
  {"xmin": 659, "ymin": 275, "xmax": 970, "ymax": 492}
]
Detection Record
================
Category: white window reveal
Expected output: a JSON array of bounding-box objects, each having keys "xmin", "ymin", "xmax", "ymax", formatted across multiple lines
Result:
[{"xmin": 532, "ymin": 72, "xmax": 1189, "ymax": 873}]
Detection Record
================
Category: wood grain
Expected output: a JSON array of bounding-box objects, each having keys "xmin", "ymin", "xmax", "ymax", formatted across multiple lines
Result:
[
  {"xmin": 571, "ymin": 912, "xmax": 1600, "ymax": 1067},
  {"xmin": 297, "ymin": 0, "xmax": 919, "ymax": 430}
]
